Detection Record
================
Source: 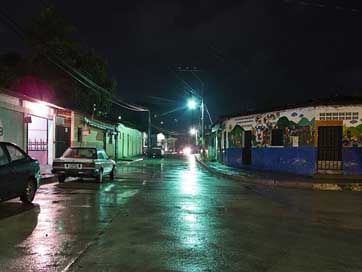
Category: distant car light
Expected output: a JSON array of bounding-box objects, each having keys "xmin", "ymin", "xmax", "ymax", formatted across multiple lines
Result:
[{"xmin": 183, "ymin": 147, "xmax": 192, "ymax": 155}]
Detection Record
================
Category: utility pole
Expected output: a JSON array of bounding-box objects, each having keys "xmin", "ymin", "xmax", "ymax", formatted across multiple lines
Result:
[
  {"xmin": 176, "ymin": 66, "xmax": 206, "ymax": 152},
  {"xmin": 191, "ymin": 70, "xmax": 205, "ymax": 152},
  {"xmin": 147, "ymin": 109, "xmax": 151, "ymax": 150}
]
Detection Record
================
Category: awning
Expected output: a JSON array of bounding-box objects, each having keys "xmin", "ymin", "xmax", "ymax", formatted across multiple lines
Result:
[{"xmin": 84, "ymin": 117, "xmax": 117, "ymax": 133}]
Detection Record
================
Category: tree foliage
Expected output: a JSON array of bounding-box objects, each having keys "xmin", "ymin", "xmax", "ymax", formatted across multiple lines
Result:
[
  {"xmin": 22, "ymin": 7, "xmax": 117, "ymax": 116},
  {"xmin": 0, "ymin": 52, "xmax": 22, "ymax": 87}
]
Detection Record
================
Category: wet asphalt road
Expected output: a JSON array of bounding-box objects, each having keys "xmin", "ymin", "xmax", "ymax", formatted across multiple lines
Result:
[{"xmin": 1, "ymin": 155, "xmax": 362, "ymax": 272}]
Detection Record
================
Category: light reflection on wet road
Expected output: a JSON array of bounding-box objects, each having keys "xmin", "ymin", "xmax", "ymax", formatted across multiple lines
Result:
[{"xmin": 1, "ymin": 155, "xmax": 362, "ymax": 271}]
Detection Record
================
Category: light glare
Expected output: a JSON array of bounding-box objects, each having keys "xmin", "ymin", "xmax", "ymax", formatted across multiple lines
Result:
[
  {"xmin": 183, "ymin": 147, "xmax": 192, "ymax": 155},
  {"xmin": 187, "ymin": 99, "xmax": 197, "ymax": 110}
]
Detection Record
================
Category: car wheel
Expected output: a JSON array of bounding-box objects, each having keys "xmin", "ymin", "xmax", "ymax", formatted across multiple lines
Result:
[
  {"xmin": 58, "ymin": 175, "xmax": 66, "ymax": 183},
  {"xmin": 96, "ymin": 169, "xmax": 103, "ymax": 183},
  {"xmin": 110, "ymin": 166, "xmax": 116, "ymax": 180},
  {"xmin": 20, "ymin": 179, "xmax": 36, "ymax": 204}
]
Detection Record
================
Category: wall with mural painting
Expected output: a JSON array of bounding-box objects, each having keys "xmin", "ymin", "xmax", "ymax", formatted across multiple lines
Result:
[
  {"xmin": 222, "ymin": 107, "xmax": 317, "ymax": 175},
  {"xmin": 225, "ymin": 107, "xmax": 316, "ymax": 148},
  {"xmin": 216, "ymin": 103, "xmax": 362, "ymax": 176}
]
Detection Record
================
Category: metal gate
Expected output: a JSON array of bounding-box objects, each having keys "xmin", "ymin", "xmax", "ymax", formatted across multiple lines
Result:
[
  {"xmin": 243, "ymin": 131, "xmax": 252, "ymax": 165},
  {"xmin": 317, "ymin": 126, "xmax": 342, "ymax": 170}
]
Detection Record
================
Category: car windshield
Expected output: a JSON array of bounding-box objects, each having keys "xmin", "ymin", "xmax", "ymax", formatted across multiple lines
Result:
[{"xmin": 62, "ymin": 148, "xmax": 97, "ymax": 159}]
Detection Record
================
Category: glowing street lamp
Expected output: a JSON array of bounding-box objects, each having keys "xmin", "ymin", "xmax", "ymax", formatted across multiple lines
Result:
[
  {"xmin": 187, "ymin": 98, "xmax": 198, "ymax": 110},
  {"xmin": 189, "ymin": 127, "xmax": 197, "ymax": 135}
]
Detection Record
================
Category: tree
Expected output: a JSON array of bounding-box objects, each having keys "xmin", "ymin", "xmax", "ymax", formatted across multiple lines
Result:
[
  {"xmin": 22, "ymin": 7, "xmax": 116, "ymax": 115},
  {"xmin": 0, "ymin": 52, "xmax": 22, "ymax": 87}
]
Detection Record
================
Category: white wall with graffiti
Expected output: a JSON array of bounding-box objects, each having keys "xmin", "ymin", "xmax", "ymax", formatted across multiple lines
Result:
[{"xmin": 224, "ymin": 107, "xmax": 316, "ymax": 148}]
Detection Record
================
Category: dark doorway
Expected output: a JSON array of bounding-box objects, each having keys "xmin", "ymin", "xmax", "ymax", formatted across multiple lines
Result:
[
  {"xmin": 55, "ymin": 125, "xmax": 70, "ymax": 158},
  {"xmin": 103, "ymin": 131, "xmax": 107, "ymax": 150},
  {"xmin": 317, "ymin": 126, "xmax": 342, "ymax": 170},
  {"xmin": 243, "ymin": 130, "xmax": 252, "ymax": 165}
]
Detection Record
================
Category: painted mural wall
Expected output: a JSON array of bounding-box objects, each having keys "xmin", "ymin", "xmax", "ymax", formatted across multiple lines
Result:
[
  {"xmin": 220, "ymin": 104, "xmax": 362, "ymax": 175},
  {"xmin": 225, "ymin": 107, "xmax": 316, "ymax": 148}
]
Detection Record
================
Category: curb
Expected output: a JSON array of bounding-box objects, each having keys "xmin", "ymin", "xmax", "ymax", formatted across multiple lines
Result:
[{"xmin": 195, "ymin": 157, "xmax": 362, "ymax": 192}]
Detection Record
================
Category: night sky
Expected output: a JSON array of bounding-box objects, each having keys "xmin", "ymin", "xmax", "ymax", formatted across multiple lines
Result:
[{"xmin": 2, "ymin": 0, "xmax": 362, "ymax": 132}]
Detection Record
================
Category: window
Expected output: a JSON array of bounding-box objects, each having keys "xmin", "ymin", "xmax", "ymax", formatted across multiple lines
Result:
[
  {"xmin": 320, "ymin": 112, "xmax": 358, "ymax": 121},
  {"xmin": 338, "ymin": 112, "xmax": 345, "ymax": 120},
  {"xmin": 102, "ymin": 151, "xmax": 109, "ymax": 160},
  {"xmin": 271, "ymin": 129, "xmax": 284, "ymax": 146},
  {"xmin": 0, "ymin": 146, "xmax": 9, "ymax": 166},
  {"xmin": 98, "ymin": 152, "xmax": 105, "ymax": 160},
  {"xmin": 6, "ymin": 144, "xmax": 26, "ymax": 162},
  {"xmin": 63, "ymin": 148, "xmax": 97, "ymax": 159}
]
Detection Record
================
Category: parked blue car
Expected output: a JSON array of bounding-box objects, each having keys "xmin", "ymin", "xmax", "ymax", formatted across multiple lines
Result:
[{"xmin": 0, "ymin": 142, "xmax": 40, "ymax": 203}]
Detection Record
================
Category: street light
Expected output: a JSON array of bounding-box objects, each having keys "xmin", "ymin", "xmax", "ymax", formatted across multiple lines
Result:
[
  {"xmin": 187, "ymin": 98, "xmax": 198, "ymax": 110},
  {"xmin": 176, "ymin": 66, "xmax": 207, "ymax": 156},
  {"xmin": 189, "ymin": 127, "xmax": 197, "ymax": 135}
]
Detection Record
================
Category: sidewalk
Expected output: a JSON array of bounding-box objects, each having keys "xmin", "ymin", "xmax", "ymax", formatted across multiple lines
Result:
[
  {"xmin": 195, "ymin": 156, "xmax": 362, "ymax": 192},
  {"xmin": 39, "ymin": 156, "xmax": 144, "ymax": 186}
]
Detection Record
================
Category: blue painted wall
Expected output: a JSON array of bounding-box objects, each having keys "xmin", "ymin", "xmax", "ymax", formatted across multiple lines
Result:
[
  {"xmin": 343, "ymin": 148, "xmax": 362, "ymax": 175},
  {"xmin": 224, "ymin": 148, "xmax": 244, "ymax": 168},
  {"xmin": 224, "ymin": 147, "xmax": 317, "ymax": 176},
  {"xmin": 251, "ymin": 147, "xmax": 317, "ymax": 175}
]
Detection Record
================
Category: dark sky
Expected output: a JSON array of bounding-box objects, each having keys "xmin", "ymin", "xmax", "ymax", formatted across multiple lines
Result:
[{"xmin": 2, "ymin": 0, "xmax": 362, "ymax": 132}]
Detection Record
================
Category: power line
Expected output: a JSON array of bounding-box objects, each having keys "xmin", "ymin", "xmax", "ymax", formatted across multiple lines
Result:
[
  {"xmin": 0, "ymin": 9, "xmax": 25, "ymax": 39},
  {"xmin": 158, "ymin": 105, "xmax": 187, "ymax": 117},
  {"xmin": 205, "ymin": 104, "xmax": 213, "ymax": 124},
  {"xmin": 151, "ymin": 124, "xmax": 186, "ymax": 136},
  {"xmin": 284, "ymin": 0, "xmax": 361, "ymax": 14},
  {"xmin": 0, "ymin": 7, "xmax": 148, "ymax": 113},
  {"xmin": 167, "ymin": 66, "xmax": 198, "ymax": 95}
]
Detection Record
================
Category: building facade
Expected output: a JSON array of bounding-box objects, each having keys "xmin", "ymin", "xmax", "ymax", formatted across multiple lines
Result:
[
  {"xmin": 209, "ymin": 103, "xmax": 362, "ymax": 176},
  {"xmin": 1, "ymin": 91, "xmax": 144, "ymax": 167},
  {"xmin": 0, "ymin": 92, "xmax": 56, "ymax": 165},
  {"xmin": 117, "ymin": 123, "xmax": 143, "ymax": 158},
  {"xmin": 71, "ymin": 112, "xmax": 143, "ymax": 160}
]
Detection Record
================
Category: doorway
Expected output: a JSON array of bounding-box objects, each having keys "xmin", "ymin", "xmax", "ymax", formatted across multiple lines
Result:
[
  {"xmin": 243, "ymin": 130, "xmax": 252, "ymax": 165},
  {"xmin": 55, "ymin": 125, "xmax": 70, "ymax": 158},
  {"xmin": 317, "ymin": 126, "xmax": 342, "ymax": 171}
]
